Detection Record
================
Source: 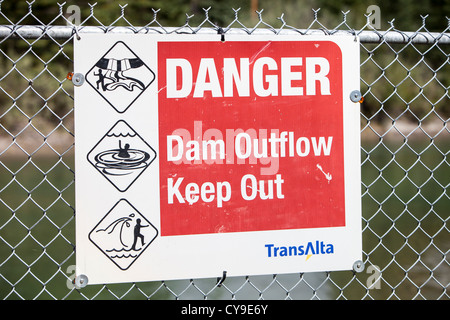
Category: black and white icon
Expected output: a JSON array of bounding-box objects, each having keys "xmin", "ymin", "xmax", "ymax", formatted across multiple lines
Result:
[
  {"xmin": 86, "ymin": 41, "xmax": 155, "ymax": 113},
  {"xmin": 87, "ymin": 120, "xmax": 157, "ymax": 192},
  {"xmin": 89, "ymin": 199, "xmax": 158, "ymax": 271}
]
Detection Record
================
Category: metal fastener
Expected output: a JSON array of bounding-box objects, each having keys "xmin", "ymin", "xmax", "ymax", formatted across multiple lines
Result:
[
  {"xmin": 74, "ymin": 274, "xmax": 88, "ymax": 288},
  {"xmin": 353, "ymin": 260, "xmax": 365, "ymax": 273},
  {"xmin": 72, "ymin": 73, "xmax": 85, "ymax": 86},
  {"xmin": 349, "ymin": 90, "xmax": 362, "ymax": 103}
]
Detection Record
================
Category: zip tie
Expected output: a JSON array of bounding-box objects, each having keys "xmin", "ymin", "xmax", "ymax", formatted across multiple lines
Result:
[
  {"xmin": 217, "ymin": 27, "xmax": 225, "ymax": 42},
  {"xmin": 73, "ymin": 25, "xmax": 81, "ymax": 40},
  {"xmin": 217, "ymin": 271, "xmax": 227, "ymax": 287}
]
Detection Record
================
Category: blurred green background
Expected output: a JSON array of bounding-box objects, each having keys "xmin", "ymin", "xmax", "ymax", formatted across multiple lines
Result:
[
  {"xmin": 0, "ymin": 139, "xmax": 448, "ymax": 299},
  {"xmin": 0, "ymin": 0, "xmax": 448, "ymax": 299}
]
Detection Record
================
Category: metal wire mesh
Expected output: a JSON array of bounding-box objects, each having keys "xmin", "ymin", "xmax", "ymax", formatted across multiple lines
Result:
[{"xmin": 0, "ymin": 2, "xmax": 448, "ymax": 300}]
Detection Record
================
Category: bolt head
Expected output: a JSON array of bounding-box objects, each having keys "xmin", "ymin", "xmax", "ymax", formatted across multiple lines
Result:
[
  {"xmin": 353, "ymin": 260, "xmax": 365, "ymax": 273},
  {"xmin": 72, "ymin": 73, "xmax": 85, "ymax": 86},
  {"xmin": 350, "ymin": 90, "xmax": 362, "ymax": 102}
]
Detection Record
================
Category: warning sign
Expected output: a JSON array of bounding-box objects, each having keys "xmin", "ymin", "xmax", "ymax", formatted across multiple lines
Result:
[
  {"xmin": 87, "ymin": 120, "xmax": 157, "ymax": 192},
  {"xmin": 158, "ymin": 40, "xmax": 345, "ymax": 236},
  {"xmin": 89, "ymin": 199, "xmax": 158, "ymax": 271},
  {"xmin": 75, "ymin": 34, "xmax": 362, "ymax": 285},
  {"xmin": 85, "ymin": 41, "xmax": 155, "ymax": 113}
]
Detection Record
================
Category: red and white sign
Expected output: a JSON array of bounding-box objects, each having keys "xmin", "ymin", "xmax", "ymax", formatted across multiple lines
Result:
[
  {"xmin": 75, "ymin": 34, "xmax": 362, "ymax": 285},
  {"xmin": 159, "ymin": 39, "xmax": 345, "ymax": 236}
]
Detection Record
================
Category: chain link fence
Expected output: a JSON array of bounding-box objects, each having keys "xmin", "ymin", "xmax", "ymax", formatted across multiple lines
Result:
[{"xmin": 0, "ymin": 2, "xmax": 448, "ymax": 300}]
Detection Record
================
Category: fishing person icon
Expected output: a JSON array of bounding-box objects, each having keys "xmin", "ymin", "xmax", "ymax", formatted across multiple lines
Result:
[
  {"xmin": 85, "ymin": 41, "xmax": 155, "ymax": 113},
  {"xmin": 89, "ymin": 199, "xmax": 158, "ymax": 270}
]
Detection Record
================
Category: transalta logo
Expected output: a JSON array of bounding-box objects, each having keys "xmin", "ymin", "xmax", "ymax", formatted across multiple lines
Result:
[{"xmin": 265, "ymin": 241, "xmax": 334, "ymax": 261}]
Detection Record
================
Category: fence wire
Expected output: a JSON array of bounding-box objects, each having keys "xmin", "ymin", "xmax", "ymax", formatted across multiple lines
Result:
[{"xmin": 0, "ymin": 3, "xmax": 448, "ymax": 300}]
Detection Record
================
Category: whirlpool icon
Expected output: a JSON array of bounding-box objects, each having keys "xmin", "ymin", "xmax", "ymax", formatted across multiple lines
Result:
[
  {"xmin": 87, "ymin": 120, "xmax": 157, "ymax": 192},
  {"xmin": 85, "ymin": 41, "xmax": 155, "ymax": 113}
]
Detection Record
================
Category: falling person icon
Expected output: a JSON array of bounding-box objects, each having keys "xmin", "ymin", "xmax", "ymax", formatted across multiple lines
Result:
[
  {"xmin": 94, "ymin": 69, "xmax": 107, "ymax": 91},
  {"xmin": 131, "ymin": 218, "xmax": 148, "ymax": 251}
]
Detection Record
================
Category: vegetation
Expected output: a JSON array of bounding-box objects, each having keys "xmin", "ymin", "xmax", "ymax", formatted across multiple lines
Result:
[
  {"xmin": 0, "ymin": 1, "xmax": 447, "ymax": 300},
  {"xmin": 0, "ymin": 0, "xmax": 448, "ymax": 140}
]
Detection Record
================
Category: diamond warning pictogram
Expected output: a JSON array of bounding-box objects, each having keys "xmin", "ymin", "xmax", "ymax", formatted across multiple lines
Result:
[
  {"xmin": 87, "ymin": 120, "xmax": 157, "ymax": 192},
  {"xmin": 89, "ymin": 199, "xmax": 158, "ymax": 271},
  {"xmin": 85, "ymin": 41, "xmax": 155, "ymax": 113}
]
